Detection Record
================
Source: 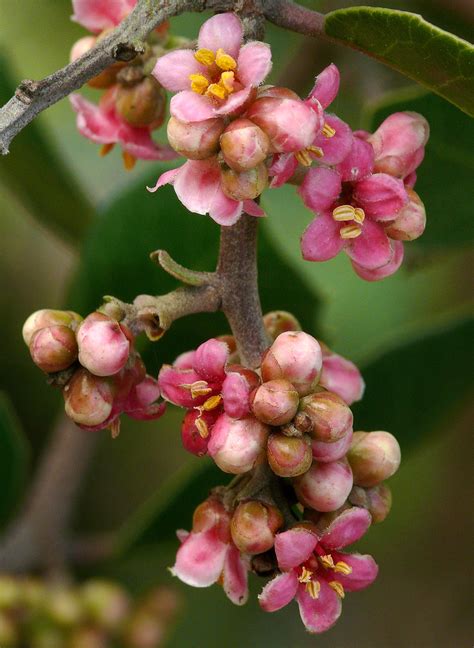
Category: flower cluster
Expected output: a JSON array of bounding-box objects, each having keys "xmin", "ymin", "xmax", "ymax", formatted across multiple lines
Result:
[{"xmin": 22, "ymin": 308, "xmax": 165, "ymax": 435}]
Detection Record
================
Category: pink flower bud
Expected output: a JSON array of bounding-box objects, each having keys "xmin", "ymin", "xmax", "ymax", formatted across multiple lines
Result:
[
  {"xmin": 261, "ymin": 331, "xmax": 322, "ymax": 396},
  {"xmin": 311, "ymin": 428, "xmax": 353, "ymax": 463},
  {"xmin": 116, "ymin": 76, "xmax": 167, "ymax": 129},
  {"xmin": 267, "ymin": 432, "xmax": 312, "ymax": 477},
  {"xmin": 222, "ymin": 366, "xmax": 260, "ymax": 419},
  {"xmin": 193, "ymin": 338, "xmax": 229, "ymax": 381},
  {"xmin": 347, "ymin": 431, "xmax": 401, "ymax": 487},
  {"xmin": 251, "ymin": 379, "xmax": 299, "ymax": 426},
  {"xmin": 220, "ymin": 118, "xmax": 270, "ymax": 172},
  {"xmin": 124, "ymin": 376, "xmax": 166, "ymax": 421},
  {"xmin": 63, "ymin": 368, "xmax": 114, "ymax": 427},
  {"xmin": 319, "ymin": 346, "xmax": 365, "ymax": 405},
  {"xmin": 70, "ymin": 36, "xmax": 96, "ymax": 62},
  {"xmin": 29, "ymin": 325, "xmax": 78, "ymax": 373},
  {"xmin": 192, "ymin": 497, "xmax": 231, "ymax": 543},
  {"xmin": 385, "ymin": 188, "xmax": 426, "ymax": 241},
  {"xmin": 299, "ymin": 391, "xmax": 353, "ymax": 443},
  {"xmin": 293, "ymin": 459, "xmax": 353, "ymax": 512},
  {"xmin": 167, "ymin": 117, "xmax": 225, "ymax": 159},
  {"xmin": 181, "ymin": 409, "xmax": 219, "ymax": 456},
  {"xmin": 220, "ymin": 163, "xmax": 268, "ymax": 201},
  {"xmin": 263, "ymin": 311, "xmax": 301, "ymax": 340},
  {"xmin": 77, "ymin": 312, "xmax": 131, "ymax": 377},
  {"xmin": 207, "ymin": 414, "xmax": 269, "ymax": 474},
  {"xmin": 349, "ymin": 483, "xmax": 392, "ymax": 523},
  {"xmin": 230, "ymin": 501, "xmax": 283, "ymax": 554},
  {"xmin": 22, "ymin": 309, "xmax": 82, "ymax": 346}
]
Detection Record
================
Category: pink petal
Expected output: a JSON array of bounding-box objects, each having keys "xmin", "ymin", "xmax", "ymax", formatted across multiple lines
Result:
[
  {"xmin": 170, "ymin": 91, "xmax": 216, "ymax": 122},
  {"xmin": 173, "ymin": 159, "xmax": 221, "ymax": 215},
  {"xmin": 176, "ymin": 529, "xmax": 189, "ymax": 543},
  {"xmin": 336, "ymin": 136, "xmax": 374, "ymax": 183},
  {"xmin": 330, "ymin": 551, "xmax": 378, "ymax": 591},
  {"xmin": 173, "ymin": 350, "xmax": 196, "ymax": 369},
  {"xmin": 320, "ymin": 351, "xmax": 365, "ymax": 405},
  {"xmin": 147, "ymin": 167, "xmax": 181, "ymax": 193},
  {"xmin": 198, "ymin": 13, "xmax": 243, "ymax": 58},
  {"xmin": 243, "ymin": 200, "xmax": 265, "ymax": 217},
  {"xmin": 170, "ymin": 529, "xmax": 227, "ymax": 587},
  {"xmin": 320, "ymin": 507, "xmax": 372, "ymax": 550},
  {"xmin": 275, "ymin": 528, "xmax": 318, "ymax": 571},
  {"xmin": 404, "ymin": 171, "xmax": 417, "ymax": 188},
  {"xmin": 312, "ymin": 430, "xmax": 353, "ymax": 463},
  {"xmin": 352, "ymin": 240, "xmax": 404, "ymax": 281},
  {"xmin": 118, "ymin": 124, "xmax": 178, "ymax": 160},
  {"xmin": 354, "ymin": 173, "xmax": 408, "ymax": 221},
  {"xmin": 237, "ymin": 42, "xmax": 272, "ymax": 87},
  {"xmin": 214, "ymin": 87, "xmax": 253, "ymax": 117},
  {"xmin": 152, "ymin": 50, "xmax": 205, "ymax": 92},
  {"xmin": 70, "ymin": 94, "xmax": 119, "ymax": 144},
  {"xmin": 193, "ymin": 338, "xmax": 229, "ymax": 381},
  {"xmin": 345, "ymin": 219, "xmax": 392, "ymax": 270},
  {"xmin": 209, "ymin": 187, "xmax": 243, "ymax": 226},
  {"xmin": 312, "ymin": 114, "xmax": 353, "ymax": 166},
  {"xmin": 269, "ymin": 153, "xmax": 298, "ymax": 188},
  {"xmin": 124, "ymin": 376, "xmax": 166, "ymax": 420},
  {"xmin": 222, "ymin": 545, "xmax": 249, "ymax": 605},
  {"xmin": 71, "ymin": 0, "xmax": 134, "ymax": 32},
  {"xmin": 158, "ymin": 365, "xmax": 217, "ymax": 408},
  {"xmin": 296, "ymin": 580, "xmax": 342, "ymax": 633},
  {"xmin": 222, "ymin": 372, "xmax": 252, "ymax": 419},
  {"xmin": 301, "ymin": 212, "xmax": 344, "ymax": 262},
  {"xmin": 258, "ymin": 571, "xmax": 299, "ymax": 612},
  {"xmin": 307, "ymin": 63, "xmax": 340, "ymax": 110},
  {"xmin": 298, "ymin": 167, "xmax": 341, "ymax": 214}
]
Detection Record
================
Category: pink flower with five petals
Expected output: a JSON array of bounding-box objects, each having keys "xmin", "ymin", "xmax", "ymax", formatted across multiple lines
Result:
[{"xmin": 72, "ymin": 0, "xmax": 136, "ymax": 33}]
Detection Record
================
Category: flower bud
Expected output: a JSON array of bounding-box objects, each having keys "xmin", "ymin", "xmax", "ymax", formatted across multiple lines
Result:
[
  {"xmin": 257, "ymin": 86, "xmax": 300, "ymax": 100},
  {"xmin": 319, "ymin": 346, "xmax": 365, "ymax": 405},
  {"xmin": 29, "ymin": 325, "xmax": 78, "ymax": 373},
  {"xmin": 193, "ymin": 338, "xmax": 229, "ymax": 381},
  {"xmin": 222, "ymin": 366, "xmax": 260, "ymax": 419},
  {"xmin": 299, "ymin": 391, "xmax": 353, "ymax": 443},
  {"xmin": 347, "ymin": 431, "xmax": 401, "ymax": 487},
  {"xmin": 267, "ymin": 432, "xmax": 312, "ymax": 477},
  {"xmin": 231, "ymin": 501, "xmax": 283, "ymax": 554},
  {"xmin": 263, "ymin": 311, "xmax": 301, "ymax": 340},
  {"xmin": 116, "ymin": 76, "xmax": 167, "ymax": 129},
  {"xmin": 181, "ymin": 409, "xmax": 219, "ymax": 456},
  {"xmin": 385, "ymin": 188, "xmax": 426, "ymax": 241},
  {"xmin": 311, "ymin": 428, "xmax": 352, "ymax": 463},
  {"xmin": 261, "ymin": 331, "xmax": 322, "ymax": 396},
  {"xmin": 77, "ymin": 312, "xmax": 130, "ymax": 377},
  {"xmin": 167, "ymin": 116, "xmax": 225, "ymax": 159},
  {"xmin": 207, "ymin": 414, "xmax": 269, "ymax": 474},
  {"xmin": 80, "ymin": 580, "xmax": 130, "ymax": 631},
  {"xmin": 64, "ymin": 369, "xmax": 114, "ymax": 427},
  {"xmin": 192, "ymin": 497, "xmax": 231, "ymax": 543},
  {"xmin": 22, "ymin": 309, "xmax": 82, "ymax": 346},
  {"xmin": 349, "ymin": 483, "xmax": 392, "ymax": 523},
  {"xmin": 293, "ymin": 459, "xmax": 353, "ymax": 512},
  {"xmin": 220, "ymin": 163, "xmax": 268, "ymax": 201},
  {"xmin": 251, "ymin": 379, "xmax": 299, "ymax": 426},
  {"xmin": 220, "ymin": 118, "xmax": 270, "ymax": 172}
]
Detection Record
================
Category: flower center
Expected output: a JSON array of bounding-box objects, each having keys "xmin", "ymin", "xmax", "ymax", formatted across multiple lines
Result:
[
  {"xmin": 332, "ymin": 204, "xmax": 365, "ymax": 239},
  {"xmin": 190, "ymin": 48, "xmax": 238, "ymax": 101},
  {"xmin": 298, "ymin": 567, "xmax": 321, "ymax": 599}
]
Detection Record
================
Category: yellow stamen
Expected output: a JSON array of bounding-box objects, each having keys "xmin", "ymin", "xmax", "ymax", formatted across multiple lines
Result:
[
  {"xmin": 194, "ymin": 48, "xmax": 215, "ymax": 66},
  {"xmin": 215, "ymin": 48, "xmax": 237, "ymax": 71},
  {"xmin": 100, "ymin": 143, "xmax": 114, "ymax": 157},
  {"xmin": 307, "ymin": 145, "xmax": 324, "ymax": 158},
  {"xmin": 110, "ymin": 418, "xmax": 121, "ymax": 439},
  {"xmin": 298, "ymin": 567, "xmax": 313, "ymax": 584},
  {"xmin": 195, "ymin": 416, "xmax": 210, "ymax": 438},
  {"xmin": 319, "ymin": 554, "xmax": 335, "ymax": 569},
  {"xmin": 189, "ymin": 73, "xmax": 209, "ymax": 95},
  {"xmin": 122, "ymin": 151, "xmax": 136, "ymax": 170},
  {"xmin": 340, "ymin": 224, "xmax": 363, "ymax": 239},
  {"xmin": 220, "ymin": 71, "xmax": 235, "ymax": 93},
  {"xmin": 333, "ymin": 205, "xmax": 356, "ymax": 221},
  {"xmin": 306, "ymin": 580, "xmax": 321, "ymax": 599},
  {"xmin": 295, "ymin": 150, "xmax": 313, "ymax": 167},
  {"xmin": 353, "ymin": 207, "xmax": 365, "ymax": 224},
  {"xmin": 334, "ymin": 561, "xmax": 353, "ymax": 576},
  {"xmin": 201, "ymin": 395, "xmax": 222, "ymax": 411},
  {"xmin": 181, "ymin": 380, "xmax": 212, "ymax": 398},
  {"xmin": 329, "ymin": 581, "xmax": 345, "ymax": 598},
  {"xmin": 206, "ymin": 83, "xmax": 227, "ymax": 100},
  {"xmin": 322, "ymin": 122, "xmax": 336, "ymax": 138}
]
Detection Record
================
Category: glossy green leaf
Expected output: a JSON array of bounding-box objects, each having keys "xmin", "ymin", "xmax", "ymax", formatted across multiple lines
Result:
[{"xmin": 325, "ymin": 7, "xmax": 474, "ymax": 115}]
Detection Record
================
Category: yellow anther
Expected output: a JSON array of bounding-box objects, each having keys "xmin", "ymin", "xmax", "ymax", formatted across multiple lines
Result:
[
  {"xmin": 319, "ymin": 554, "xmax": 335, "ymax": 569},
  {"xmin": 122, "ymin": 151, "xmax": 136, "ymax": 170},
  {"xmin": 295, "ymin": 149, "xmax": 313, "ymax": 167},
  {"xmin": 334, "ymin": 561, "xmax": 353, "ymax": 576},
  {"xmin": 307, "ymin": 145, "xmax": 324, "ymax": 158},
  {"xmin": 181, "ymin": 380, "xmax": 212, "ymax": 398},
  {"xmin": 298, "ymin": 567, "xmax": 313, "ymax": 584},
  {"xmin": 195, "ymin": 416, "xmax": 210, "ymax": 439},
  {"xmin": 322, "ymin": 122, "xmax": 336, "ymax": 138},
  {"xmin": 100, "ymin": 143, "xmax": 114, "ymax": 157},
  {"xmin": 306, "ymin": 580, "xmax": 321, "ymax": 599},
  {"xmin": 220, "ymin": 71, "xmax": 235, "ymax": 93},
  {"xmin": 353, "ymin": 207, "xmax": 366, "ymax": 224},
  {"xmin": 333, "ymin": 205, "xmax": 356, "ymax": 221},
  {"xmin": 194, "ymin": 48, "xmax": 215, "ymax": 66},
  {"xmin": 206, "ymin": 83, "xmax": 227, "ymax": 100},
  {"xmin": 340, "ymin": 224, "xmax": 363, "ymax": 239},
  {"xmin": 201, "ymin": 395, "xmax": 222, "ymax": 411},
  {"xmin": 215, "ymin": 48, "xmax": 237, "ymax": 71},
  {"xmin": 329, "ymin": 581, "xmax": 345, "ymax": 598},
  {"xmin": 189, "ymin": 73, "xmax": 209, "ymax": 95}
]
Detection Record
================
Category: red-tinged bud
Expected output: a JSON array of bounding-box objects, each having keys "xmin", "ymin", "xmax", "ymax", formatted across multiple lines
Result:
[
  {"xmin": 0, "ymin": 611, "xmax": 17, "ymax": 647},
  {"xmin": 68, "ymin": 627, "xmax": 108, "ymax": 648},
  {"xmin": 207, "ymin": 414, "xmax": 269, "ymax": 474},
  {"xmin": 192, "ymin": 497, "xmax": 231, "ymax": 543},
  {"xmin": 80, "ymin": 580, "xmax": 130, "ymax": 631},
  {"xmin": 167, "ymin": 116, "xmax": 225, "ymax": 159},
  {"xmin": 116, "ymin": 76, "xmax": 167, "ymax": 129},
  {"xmin": 77, "ymin": 312, "xmax": 130, "ymax": 377},
  {"xmin": 319, "ymin": 346, "xmax": 365, "ymax": 406},
  {"xmin": 347, "ymin": 431, "xmax": 401, "ymax": 487},
  {"xmin": 222, "ymin": 366, "xmax": 260, "ymax": 419},
  {"xmin": 293, "ymin": 459, "xmax": 353, "ymax": 512},
  {"xmin": 230, "ymin": 501, "xmax": 283, "ymax": 554},
  {"xmin": 220, "ymin": 118, "xmax": 270, "ymax": 172},
  {"xmin": 45, "ymin": 587, "xmax": 83, "ymax": 626},
  {"xmin": 349, "ymin": 483, "xmax": 392, "ymax": 523},
  {"xmin": 299, "ymin": 391, "xmax": 353, "ymax": 443},
  {"xmin": 181, "ymin": 409, "xmax": 219, "ymax": 456},
  {"xmin": 220, "ymin": 163, "xmax": 268, "ymax": 201},
  {"xmin": 261, "ymin": 331, "xmax": 322, "ymax": 396},
  {"xmin": 63, "ymin": 369, "xmax": 114, "ymax": 427},
  {"xmin": 267, "ymin": 432, "xmax": 312, "ymax": 477},
  {"xmin": 385, "ymin": 188, "xmax": 426, "ymax": 241},
  {"xmin": 22, "ymin": 309, "xmax": 82, "ymax": 346},
  {"xmin": 311, "ymin": 428, "xmax": 352, "ymax": 463},
  {"xmin": 70, "ymin": 36, "xmax": 96, "ymax": 62},
  {"xmin": 251, "ymin": 379, "xmax": 299, "ymax": 426},
  {"xmin": 263, "ymin": 311, "xmax": 301, "ymax": 340},
  {"xmin": 29, "ymin": 325, "xmax": 78, "ymax": 373}
]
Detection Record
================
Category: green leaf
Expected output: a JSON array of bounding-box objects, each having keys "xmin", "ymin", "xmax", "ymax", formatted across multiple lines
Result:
[
  {"xmin": 352, "ymin": 316, "xmax": 473, "ymax": 452},
  {"xmin": 324, "ymin": 7, "xmax": 474, "ymax": 116},
  {"xmin": 0, "ymin": 392, "xmax": 30, "ymax": 528},
  {"xmin": 0, "ymin": 51, "xmax": 94, "ymax": 244},
  {"xmin": 366, "ymin": 89, "xmax": 474, "ymax": 248}
]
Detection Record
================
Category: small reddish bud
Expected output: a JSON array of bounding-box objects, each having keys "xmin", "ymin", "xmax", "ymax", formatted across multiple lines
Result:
[
  {"xmin": 116, "ymin": 76, "xmax": 167, "ymax": 129},
  {"xmin": 263, "ymin": 311, "xmax": 301, "ymax": 340},
  {"xmin": 311, "ymin": 428, "xmax": 353, "ymax": 463},
  {"xmin": 347, "ymin": 431, "xmax": 401, "ymax": 487},
  {"xmin": 22, "ymin": 309, "xmax": 82, "ymax": 346},
  {"xmin": 192, "ymin": 497, "xmax": 231, "ymax": 543},
  {"xmin": 299, "ymin": 391, "xmax": 353, "ymax": 443},
  {"xmin": 222, "ymin": 366, "xmax": 260, "ymax": 419},
  {"xmin": 251, "ymin": 379, "xmax": 299, "ymax": 426},
  {"xmin": 267, "ymin": 432, "xmax": 312, "ymax": 477},
  {"xmin": 261, "ymin": 331, "xmax": 322, "ymax": 396},
  {"xmin": 220, "ymin": 163, "xmax": 268, "ymax": 201},
  {"xmin": 230, "ymin": 501, "xmax": 283, "ymax": 554},
  {"xmin": 77, "ymin": 312, "xmax": 130, "ymax": 377},
  {"xmin": 80, "ymin": 580, "xmax": 130, "ymax": 631},
  {"xmin": 349, "ymin": 483, "xmax": 392, "ymax": 523},
  {"xmin": 167, "ymin": 116, "xmax": 225, "ymax": 159},
  {"xmin": 181, "ymin": 409, "xmax": 219, "ymax": 456},
  {"xmin": 207, "ymin": 414, "xmax": 269, "ymax": 474},
  {"xmin": 293, "ymin": 459, "xmax": 353, "ymax": 512},
  {"xmin": 385, "ymin": 188, "xmax": 426, "ymax": 241},
  {"xmin": 63, "ymin": 369, "xmax": 114, "ymax": 427},
  {"xmin": 220, "ymin": 118, "xmax": 270, "ymax": 172},
  {"xmin": 319, "ymin": 345, "xmax": 365, "ymax": 406},
  {"xmin": 29, "ymin": 325, "xmax": 78, "ymax": 373}
]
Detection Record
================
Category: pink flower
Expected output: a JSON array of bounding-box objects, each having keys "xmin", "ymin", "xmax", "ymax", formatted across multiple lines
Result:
[
  {"xmin": 70, "ymin": 89, "xmax": 177, "ymax": 168},
  {"xmin": 72, "ymin": 0, "xmax": 136, "ymax": 33},
  {"xmin": 320, "ymin": 344, "xmax": 365, "ymax": 406},
  {"xmin": 147, "ymin": 157, "xmax": 264, "ymax": 226},
  {"xmin": 258, "ymin": 508, "xmax": 378, "ymax": 633},
  {"xmin": 153, "ymin": 13, "xmax": 272, "ymax": 122}
]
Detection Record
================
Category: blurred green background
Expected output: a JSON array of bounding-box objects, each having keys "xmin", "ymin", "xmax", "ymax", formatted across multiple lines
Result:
[{"xmin": 0, "ymin": 0, "xmax": 473, "ymax": 645}]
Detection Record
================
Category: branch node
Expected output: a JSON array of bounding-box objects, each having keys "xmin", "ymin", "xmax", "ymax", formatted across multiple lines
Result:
[
  {"xmin": 15, "ymin": 79, "xmax": 41, "ymax": 104},
  {"xmin": 112, "ymin": 42, "xmax": 144, "ymax": 61}
]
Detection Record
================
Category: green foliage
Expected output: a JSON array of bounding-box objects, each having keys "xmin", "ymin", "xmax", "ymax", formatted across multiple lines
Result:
[{"xmin": 324, "ymin": 7, "xmax": 474, "ymax": 116}]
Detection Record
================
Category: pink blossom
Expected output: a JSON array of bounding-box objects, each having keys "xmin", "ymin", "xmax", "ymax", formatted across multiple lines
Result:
[
  {"xmin": 258, "ymin": 508, "xmax": 378, "ymax": 633},
  {"xmin": 320, "ymin": 344, "xmax": 365, "ymax": 405},
  {"xmin": 153, "ymin": 13, "xmax": 272, "ymax": 122},
  {"xmin": 72, "ymin": 0, "xmax": 137, "ymax": 33}
]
